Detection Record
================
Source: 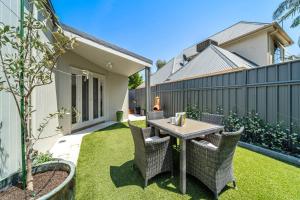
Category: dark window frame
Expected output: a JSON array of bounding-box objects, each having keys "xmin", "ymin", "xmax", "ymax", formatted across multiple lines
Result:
[
  {"xmin": 93, "ymin": 77, "xmax": 99, "ymax": 119},
  {"xmin": 82, "ymin": 76, "xmax": 89, "ymax": 122}
]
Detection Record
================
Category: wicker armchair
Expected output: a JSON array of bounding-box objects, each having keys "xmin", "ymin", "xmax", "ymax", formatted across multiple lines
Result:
[
  {"xmin": 147, "ymin": 111, "xmax": 177, "ymax": 145},
  {"xmin": 147, "ymin": 111, "xmax": 165, "ymax": 120},
  {"xmin": 128, "ymin": 121, "xmax": 173, "ymax": 188},
  {"xmin": 187, "ymin": 127, "xmax": 244, "ymax": 199},
  {"xmin": 147, "ymin": 111, "xmax": 165, "ymax": 134},
  {"xmin": 201, "ymin": 112, "xmax": 224, "ymax": 125},
  {"xmin": 198, "ymin": 113, "xmax": 224, "ymax": 140}
]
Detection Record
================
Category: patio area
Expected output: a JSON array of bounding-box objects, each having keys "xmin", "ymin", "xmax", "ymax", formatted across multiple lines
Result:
[{"xmin": 75, "ymin": 120, "xmax": 300, "ymax": 200}]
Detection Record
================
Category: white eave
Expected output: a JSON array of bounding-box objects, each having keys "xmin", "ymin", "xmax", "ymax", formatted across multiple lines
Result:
[{"xmin": 62, "ymin": 24, "xmax": 152, "ymax": 77}]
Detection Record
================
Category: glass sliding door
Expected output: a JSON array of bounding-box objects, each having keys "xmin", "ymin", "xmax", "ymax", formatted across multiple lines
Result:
[
  {"xmin": 82, "ymin": 76, "xmax": 89, "ymax": 122},
  {"xmin": 71, "ymin": 67, "xmax": 105, "ymax": 131},
  {"xmin": 93, "ymin": 78, "xmax": 99, "ymax": 119}
]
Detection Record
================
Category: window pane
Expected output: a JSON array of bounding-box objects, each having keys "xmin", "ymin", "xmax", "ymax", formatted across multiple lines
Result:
[
  {"xmin": 93, "ymin": 78, "xmax": 99, "ymax": 119},
  {"xmin": 71, "ymin": 74, "xmax": 77, "ymax": 124},
  {"xmin": 82, "ymin": 76, "xmax": 89, "ymax": 121},
  {"xmin": 100, "ymin": 82, "xmax": 103, "ymax": 117}
]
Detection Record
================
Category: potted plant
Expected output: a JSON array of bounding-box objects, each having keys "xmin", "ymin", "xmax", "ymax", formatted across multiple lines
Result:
[
  {"xmin": 116, "ymin": 110, "xmax": 124, "ymax": 122},
  {"xmin": 0, "ymin": 0, "xmax": 76, "ymax": 198}
]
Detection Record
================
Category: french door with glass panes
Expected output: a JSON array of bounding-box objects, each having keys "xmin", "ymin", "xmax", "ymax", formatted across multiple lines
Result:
[{"xmin": 71, "ymin": 68, "xmax": 104, "ymax": 130}]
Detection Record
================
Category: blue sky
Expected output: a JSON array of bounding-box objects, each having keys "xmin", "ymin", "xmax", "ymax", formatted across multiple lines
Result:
[{"xmin": 52, "ymin": 0, "xmax": 299, "ymax": 70}]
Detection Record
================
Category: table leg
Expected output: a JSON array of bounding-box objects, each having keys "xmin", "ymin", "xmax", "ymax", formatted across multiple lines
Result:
[
  {"xmin": 180, "ymin": 139, "xmax": 186, "ymax": 194},
  {"xmin": 155, "ymin": 128, "xmax": 160, "ymax": 136}
]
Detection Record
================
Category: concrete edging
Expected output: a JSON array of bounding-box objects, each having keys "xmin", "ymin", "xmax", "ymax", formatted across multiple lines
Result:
[{"xmin": 238, "ymin": 141, "xmax": 300, "ymax": 167}]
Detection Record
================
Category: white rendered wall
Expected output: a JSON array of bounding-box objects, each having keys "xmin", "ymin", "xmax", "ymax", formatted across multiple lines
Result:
[{"xmin": 222, "ymin": 32, "xmax": 269, "ymax": 66}]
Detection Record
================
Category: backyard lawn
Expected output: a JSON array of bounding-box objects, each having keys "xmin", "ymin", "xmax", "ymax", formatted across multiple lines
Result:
[{"xmin": 75, "ymin": 121, "xmax": 300, "ymax": 200}]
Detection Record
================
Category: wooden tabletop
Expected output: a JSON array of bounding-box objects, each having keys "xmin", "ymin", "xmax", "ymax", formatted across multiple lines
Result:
[{"xmin": 148, "ymin": 118, "xmax": 224, "ymax": 139}]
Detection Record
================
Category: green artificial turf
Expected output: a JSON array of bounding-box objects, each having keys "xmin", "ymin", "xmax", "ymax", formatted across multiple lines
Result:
[{"xmin": 76, "ymin": 121, "xmax": 300, "ymax": 200}]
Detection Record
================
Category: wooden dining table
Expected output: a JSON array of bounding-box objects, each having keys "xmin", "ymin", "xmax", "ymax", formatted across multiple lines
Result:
[{"xmin": 147, "ymin": 118, "xmax": 224, "ymax": 194}]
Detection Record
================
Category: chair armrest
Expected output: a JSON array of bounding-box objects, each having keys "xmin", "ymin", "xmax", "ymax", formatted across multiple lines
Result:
[
  {"xmin": 142, "ymin": 127, "xmax": 154, "ymax": 139},
  {"xmin": 191, "ymin": 139, "xmax": 219, "ymax": 152},
  {"xmin": 190, "ymin": 139, "xmax": 225, "ymax": 172},
  {"xmin": 145, "ymin": 136, "xmax": 171, "ymax": 153},
  {"xmin": 204, "ymin": 133, "xmax": 222, "ymax": 146},
  {"xmin": 190, "ymin": 139, "xmax": 220, "ymax": 170}
]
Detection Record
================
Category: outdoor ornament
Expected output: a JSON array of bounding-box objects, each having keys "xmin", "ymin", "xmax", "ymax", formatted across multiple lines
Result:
[{"xmin": 153, "ymin": 96, "xmax": 161, "ymax": 111}]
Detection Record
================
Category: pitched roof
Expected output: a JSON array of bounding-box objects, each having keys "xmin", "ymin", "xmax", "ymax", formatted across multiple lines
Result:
[
  {"xmin": 137, "ymin": 44, "xmax": 257, "ymax": 88},
  {"xmin": 47, "ymin": 1, "xmax": 152, "ymax": 65},
  {"xmin": 208, "ymin": 21, "xmax": 270, "ymax": 44},
  {"xmin": 62, "ymin": 24, "xmax": 153, "ymax": 65},
  {"xmin": 180, "ymin": 21, "xmax": 272, "ymax": 59},
  {"xmin": 151, "ymin": 58, "xmax": 175, "ymax": 85},
  {"xmin": 138, "ymin": 58, "xmax": 175, "ymax": 88},
  {"xmin": 165, "ymin": 45, "xmax": 256, "ymax": 82},
  {"xmin": 137, "ymin": 21, "xmax": 293, "ymax": 87}
]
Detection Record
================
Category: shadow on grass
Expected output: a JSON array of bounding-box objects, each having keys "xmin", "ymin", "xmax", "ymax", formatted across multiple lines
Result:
[
  {"xmin": 108, "ymin": 121, "xmax": 233, "ymax": 199},
  {"xmin": 110, "ymin": 161, "xmax": 144, "ymax": 188},
  {"xmin": 98, "ymin": 121, "xmax": 147, "ymax": 133},
  {"xmin": 90, "ymin": 123, "xmax": 130, "ymax": 135},
  {"xmin": 110, "ymin": 160, "xmax": 215, "ymax": 200}
]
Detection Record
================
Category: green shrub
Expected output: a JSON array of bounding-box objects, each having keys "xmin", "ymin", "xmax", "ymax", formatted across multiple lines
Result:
[
  {"xmin": 224, "ymin": 111, "xmax": 300, "ymax": 156},
  {"xmin": 224, "ymin": 111, "xmax": 243, "ymax": 132},
  {"xmin": 262, "ymin": 122, "xmax": 286, "ymax": 151},
  {"xmin": 185, "ymin": 104, "xmax": 201, "ymax": 120},
  {"xmin": 32, "ymin": 151, "xmax": 54, "ymax": 165},
  {"xmin": 242, "ymin": 111, "xmax": 266, "ymax": 144},
  {"xmin": 216, "ymin": 106, "xmax": 224, "ymax": 115}
]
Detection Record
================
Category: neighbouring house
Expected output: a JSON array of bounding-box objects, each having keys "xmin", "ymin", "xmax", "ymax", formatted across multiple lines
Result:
[
  {"xmin": 138, "ymin": 21, "xmax": 293, "ymax": 87},
  {"xmin": 0, "ymin": 0, "xmax": 152, "ymax": 179}
]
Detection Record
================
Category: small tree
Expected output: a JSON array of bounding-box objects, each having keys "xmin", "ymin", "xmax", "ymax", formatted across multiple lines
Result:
[
  {"xmin": 273, "ymin": 0, "xmax": 300, "ymax": 46},
  {"xmin": 0, "ymin": 0, "xmax": 75, "ymax": 194},
  {"xmin": 128, "ymin": 72, "xmax": 143, "ymax": 89},
  {"xmin": 156, "ymin": 59, "xmax": 166, "ymax": 70}
]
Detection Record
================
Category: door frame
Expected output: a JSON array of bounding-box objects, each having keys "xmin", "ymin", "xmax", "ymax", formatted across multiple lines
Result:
[{"xmin": 70, "ymin": 66, "xmax": 106, "ymax": 131}]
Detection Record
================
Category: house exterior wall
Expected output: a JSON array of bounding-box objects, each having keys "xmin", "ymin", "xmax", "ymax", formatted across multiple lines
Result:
[
  {"xmin": 0, "ymin": 0, "xmax": 22, "ymax": 180},
  {"xmin": 55, "ymin": 51, "xmax": 129, "ymax": 134},
  {"xmin": 0, "ymin": 0, "xmax": 59, "ymax": 167},
  {"xmin": 221, "ymin": 32, "xmax": 269, "ymax": 66},
  {"xmin": 106, "ymin": 72, "xmax": 129, "ymax": 121},
  {"xmin": 31, "ymin": 77, "xmax": 62, "ymax": 153}
]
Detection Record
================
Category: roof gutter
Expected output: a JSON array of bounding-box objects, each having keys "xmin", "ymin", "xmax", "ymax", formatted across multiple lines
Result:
[
  {"xmin": 46, "ymin": 0, "xmax": 59, "ymax": 26},
  {"xmin": 271, "ymin": 22, "xmax": 294, "ymax": 46}
]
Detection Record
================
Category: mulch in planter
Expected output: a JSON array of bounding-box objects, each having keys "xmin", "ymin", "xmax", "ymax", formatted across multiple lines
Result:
[{"xmin": 0, "ymin": 170, "xmax": 68, "ymax": 200}]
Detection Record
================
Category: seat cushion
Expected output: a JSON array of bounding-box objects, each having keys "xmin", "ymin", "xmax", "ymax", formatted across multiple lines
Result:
[
  {"xmin": 145, "ymin": 136, "xmax": 160, "ymax": 142},
  {"xmin": 198, "ymin": 140, "xmax": 217, "ymax": 149}
]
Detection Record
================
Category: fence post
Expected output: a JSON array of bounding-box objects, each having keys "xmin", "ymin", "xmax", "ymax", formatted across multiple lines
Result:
[
  {"xmin": 145, "ymin": 67, "xmax": 151, "ymax": 116},
  {"xmin": 288, "ymin": 62, "xmax": 292, "ymax": 150},
  {"xmin": 244, "ymin": 70, "xmax": 248, "ymax": 115}
]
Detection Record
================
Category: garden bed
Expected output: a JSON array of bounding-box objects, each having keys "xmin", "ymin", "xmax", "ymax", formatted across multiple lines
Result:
[
  {"xmin": 0, "ymin": 160, "xmax": 75, "ymax": 200},
  {"xmin": 0, "ymin": 170, "xmax": 68, "ymax": 200}
]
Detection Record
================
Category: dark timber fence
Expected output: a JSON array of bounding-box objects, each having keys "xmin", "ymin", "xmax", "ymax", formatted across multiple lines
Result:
[{"xmin": 131, "ymin": 60, "xmax": 300, "ymax": 129}]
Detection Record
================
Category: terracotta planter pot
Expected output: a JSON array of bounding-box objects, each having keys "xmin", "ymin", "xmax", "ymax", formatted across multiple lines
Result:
[{"xmin": 0, "ymin": 160, "xmax": 75, "ymax": 200}]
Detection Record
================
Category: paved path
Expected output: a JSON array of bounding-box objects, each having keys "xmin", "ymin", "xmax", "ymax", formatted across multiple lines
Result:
[
  {"xmin": 50, "ymin": 121, "xmax": 116, "ymax": 165},
  {"xmin": 128, "ymin": 114, "xmax": 146, "ymax": 121}
]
